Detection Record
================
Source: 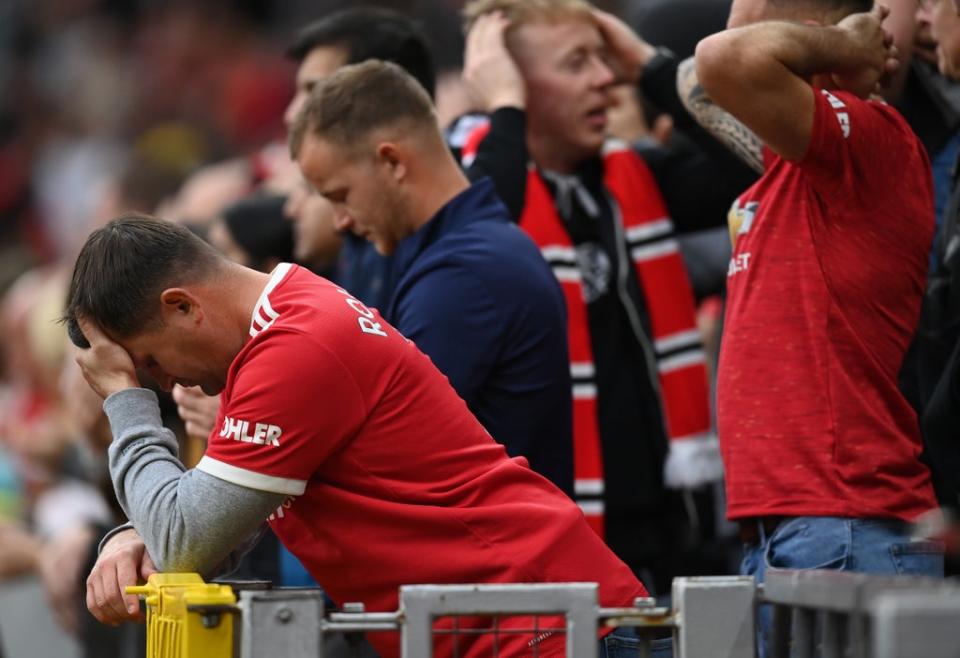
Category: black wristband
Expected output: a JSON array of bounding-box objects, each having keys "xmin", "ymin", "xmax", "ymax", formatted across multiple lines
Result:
[{"xmin": 640, "ymin": 46, "xmax": 678, "ymax": 89}]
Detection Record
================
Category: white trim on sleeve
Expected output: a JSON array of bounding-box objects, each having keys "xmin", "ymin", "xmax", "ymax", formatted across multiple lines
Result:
[{"xmin": 196, "ymin": 455, "xmax": 307, "ymax": 495}]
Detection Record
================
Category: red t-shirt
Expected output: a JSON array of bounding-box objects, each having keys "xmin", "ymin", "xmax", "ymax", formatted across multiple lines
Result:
[
  {"xmin": 197, "ymin": 264, "xmax": 645, "ymax": 658},
  {"xmin": 717, "ymin": 90, "xmax": 938, "ymax": 522}
]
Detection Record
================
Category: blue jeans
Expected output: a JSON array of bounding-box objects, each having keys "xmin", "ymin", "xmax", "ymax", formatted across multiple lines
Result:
[
  {"xmin": 741, "ymin": 516, "xmax": 945, "ymax": 657},
  {"xmin": 600, "ymin": 627, "xmax": 672, "ymax": 657}
]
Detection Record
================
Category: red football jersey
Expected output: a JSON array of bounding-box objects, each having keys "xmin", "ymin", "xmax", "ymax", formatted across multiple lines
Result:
[
  {"xmin": 197, "ymin": 264, "xmax": 645, "ymax": 657},
  {"xmin": 717, "ymin": 90, "xmax": 938, "ymax": 523}
]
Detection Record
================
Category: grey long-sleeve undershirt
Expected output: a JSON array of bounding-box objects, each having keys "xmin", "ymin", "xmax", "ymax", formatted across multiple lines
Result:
[{"xmin": 103, "ymin": 388, "xmax": 286, "ymax": 577}]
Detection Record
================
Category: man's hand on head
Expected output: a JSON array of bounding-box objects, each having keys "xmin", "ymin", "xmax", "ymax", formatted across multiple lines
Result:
[
  {"xmin": 87, "ymin": 527, "xmax": 157, "ymax": 625},
  {"xmin": 592, "ymin": 9, "xmax": 657, "ymax": 84},
  {"xmin": 463, "ymin": 12, "xmax": 526, "ymax": 111},
  {"xmin": 74, "ymin": 316, "xmax": 140, "ymax": 400},
  {"xmin": 833, "ymin": 3, "xmax": 900, "ymax": 98}
]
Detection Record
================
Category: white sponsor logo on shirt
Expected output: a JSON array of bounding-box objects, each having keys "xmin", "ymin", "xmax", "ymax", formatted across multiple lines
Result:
[
  {"xmin": 727, "ymin": 198, "xmax": 759, "ymax": 278},
  {"xmin": 728, "ymin": 199, "xmax": 760, "ymax": 239},
  {"xmin": 219, "ymin": 415, "xmax": 282, "ymax": 446},
  {"xmin": 334, "ymin": 287, "xmax": 388, "ymax": 337},
  {"xmin": 737, "ymin": 201, "xmax": 759, "ymax": 236},
  {"xmin": 727, "ymin": 252, "xmax": 751, "ymax": 277},
  {"xmin": 821, "ymin": 90, "xmax": 850, "ymax": 139}
]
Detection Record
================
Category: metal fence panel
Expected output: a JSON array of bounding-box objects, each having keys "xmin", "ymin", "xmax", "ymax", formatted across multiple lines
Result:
[
  {"xmin": 399, "ymin": 583, "xmax": 599, "ymax": 658},
  {"xmin": 238, "ymin": 589, "xmax": 323, "ymax": 658},
  {"xmin": 672, "ymin": 576, "xmax": 756, "ymax": 658},
  {"xmin": 871, "ymin": 591, "xmax": 960, "ymax": 658}
]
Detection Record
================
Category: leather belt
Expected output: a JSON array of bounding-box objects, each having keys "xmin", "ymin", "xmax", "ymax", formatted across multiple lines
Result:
[{"xmin": 737, "ymin": 516, "xmax": 785, "ymax": 545}]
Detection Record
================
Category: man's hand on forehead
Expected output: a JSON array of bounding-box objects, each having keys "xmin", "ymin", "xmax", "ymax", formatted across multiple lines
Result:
[
  {"xmin": 591, "ymin": 9, "xmax": 657, "ymax": 83},
  {"xmin": 74, "ymin": 315, "xmax": 140, "ymax": 400}
]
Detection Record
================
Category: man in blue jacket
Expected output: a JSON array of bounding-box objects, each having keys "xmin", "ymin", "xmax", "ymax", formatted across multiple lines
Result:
[{"xmin": 291, "ymin": 60, "xmax": 574, "ymax": 496}]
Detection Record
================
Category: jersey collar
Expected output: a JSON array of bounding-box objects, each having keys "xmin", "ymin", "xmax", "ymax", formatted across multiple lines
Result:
[{"xmin": 249, "ymin": 263, "xmax": 293, "ymax": 338}]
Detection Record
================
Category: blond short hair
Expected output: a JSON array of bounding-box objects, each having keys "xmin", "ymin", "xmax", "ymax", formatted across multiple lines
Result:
[
  {"xmin": 289, "ymin": 60, "xmax": 437, "ymax": 158},
  {"xmin": 462, "ymin": 0, "xmax": 595, "ymax": 38}
]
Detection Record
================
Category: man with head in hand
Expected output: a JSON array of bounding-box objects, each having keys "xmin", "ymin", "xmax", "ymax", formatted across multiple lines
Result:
[{"xmin": 68, "ymin": 212, "xmax": 647, "ymax": 658}]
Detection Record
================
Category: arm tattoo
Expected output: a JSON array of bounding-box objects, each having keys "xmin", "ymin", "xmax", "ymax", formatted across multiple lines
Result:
[{"xmin": 677, "ymin": 57, "xmax": 764, "ymax": 174}]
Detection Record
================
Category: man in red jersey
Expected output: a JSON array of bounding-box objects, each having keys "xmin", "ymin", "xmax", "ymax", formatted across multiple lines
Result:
[
  {"xmin": 917, "ymin": 0, "xmax": 960, "ymax": 499},
  {"xmin": 63, "ymin": 215, "xmax": 649, "ymax": 657},
  {"xmin": 690, "ymin": 0, "xmax": 943, "ymax": 653}
]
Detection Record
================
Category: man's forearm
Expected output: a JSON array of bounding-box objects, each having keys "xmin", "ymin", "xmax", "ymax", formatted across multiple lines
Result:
[
  {"xmin": 697, "ymin": 9, "xmax": 893, "ymax": 107},
  {"xmin": 695, "ymin": 18, "xmax": 880, "ymax": 162},
  {"xmin": 706, "ymin": 21, "xmax": 871, "ymax": 84},
  {"xmin": 103, "ymin": 388, "xmax": 284, "ymax": 575}
]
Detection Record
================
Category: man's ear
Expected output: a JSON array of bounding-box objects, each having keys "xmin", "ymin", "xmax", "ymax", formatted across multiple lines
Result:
[
  {"xmin": 376, "ymin": 141, "xmax": 407, "ymax": 182},
  {"xmin": 159, "ymin": 288, "xmax": 203, "ymax": 324}
]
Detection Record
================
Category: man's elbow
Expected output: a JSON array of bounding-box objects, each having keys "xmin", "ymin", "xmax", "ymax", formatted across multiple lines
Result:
[
  {"xmin": 158, "ymin": 548, "xmax": 224, "ymax": 579},
  {"xmin": 694, "ymin": 34, "xmax": 738, "ymax": 101},
  {"xmin": 147, "ymin": 533, "xmax": 222, "ymax": 578}
]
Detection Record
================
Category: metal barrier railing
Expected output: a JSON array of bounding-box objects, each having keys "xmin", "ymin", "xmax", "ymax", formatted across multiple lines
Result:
[
  {"xmin": 232, "ymin": 577, "xmax": 756, "ymax": 658},
  {"xmin": 128, "ymin": 570, "xmax": 960, "ymax": 658},
  {"xmin": 761, "ymin": 567, "xmax": 960, "ymax": 658}
]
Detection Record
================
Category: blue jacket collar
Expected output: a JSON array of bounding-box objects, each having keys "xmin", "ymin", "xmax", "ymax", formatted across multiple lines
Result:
[{"xmin": 392, "ymin": 177, "xmax": 503, "ymax": 277}]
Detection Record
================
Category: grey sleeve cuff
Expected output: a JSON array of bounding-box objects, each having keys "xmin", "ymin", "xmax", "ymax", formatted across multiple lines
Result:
[
  {"xmin": 97, "ymin": 522, "xmax": 135, "ymax": 554},
  {"xmin": 103, "ymin": 388, "xmax": 173, "ymax": 450}
]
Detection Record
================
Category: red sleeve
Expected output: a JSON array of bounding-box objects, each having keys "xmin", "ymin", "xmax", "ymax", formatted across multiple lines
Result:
[
  {"xmin": 196, "ymin": 330, "xmax": 368, "ymax": 495},
  {"xmin": 797, "ymin": 89, "xmax": 914, "ymax": 207}
]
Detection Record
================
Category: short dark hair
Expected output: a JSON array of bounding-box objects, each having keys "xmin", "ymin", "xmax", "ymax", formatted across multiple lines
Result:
[
  {"xmin": 64, "ymin": 213, "xmax": 223, "ymax": 348},
  {"xmin": 289, "ymin": 60, "xmax": 437, "ymax": 158},
  {"xmin": 287, "ymin": 7, "xmax": 436, "ymax": 99}
]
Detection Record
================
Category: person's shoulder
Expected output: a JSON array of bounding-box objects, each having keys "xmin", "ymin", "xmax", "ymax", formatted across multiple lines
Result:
[
  {"xmin": 227, "ymin": 325, "xmax": 324, "ymax": 402},
  {"xmin": 416, "ymin": 202, "xmax": 511, "ymax": 266},
  {"xmin": 439, "ymin": 216, "xmax": 548, "ymax": 279},
  {"xmin": 267, "ymin": 264, "xmax": 335, "ymax": 305},
  {"xmin": 251, "ymin": 269, "xmax": 393, "ymax": 357},
  {"xmin": 240, "ymin": 319, "xmax": 322, "ymax": 367},
  {"xmin": 237, "ymin": 312, "xmax": 387, "ymax": 401},
  {"xmin": 824, "ymin": 91, "xmax": 917, "ymax": 137},
  {"xmin": 802, "ymin": 90, "xmax": 929, "ymax": 188},
  {"xmin": 433, "ymin": 231, "xmax": 562, "ymax": 324},
  {"xmin": 270, "ymin": 267, "xmax": 370, "ymax": 325}
]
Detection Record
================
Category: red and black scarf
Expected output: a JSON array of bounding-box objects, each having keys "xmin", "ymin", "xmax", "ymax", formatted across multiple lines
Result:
[
  {"xmin": 518, "ymin": 142, "xmax": 712, "ymax": 537},
  {"xmin": 461, "ymin": 121, "xmax": 714, "ymax": 536}
]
